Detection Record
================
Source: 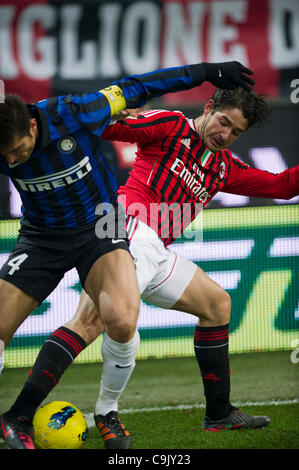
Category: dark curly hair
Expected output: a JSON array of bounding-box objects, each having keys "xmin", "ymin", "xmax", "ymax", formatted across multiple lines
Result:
[
  {"xmin": 209, "ymin": 87, "xmax": 272, "ymax": 128},
  {"xmin": 0, "ymin": 94, "xmax": 31, "ymax": 152}
]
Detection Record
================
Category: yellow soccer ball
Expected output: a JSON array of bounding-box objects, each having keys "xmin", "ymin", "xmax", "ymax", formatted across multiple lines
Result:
[{"xmin": 33, "ymin": 401, "xmax": 88, "ymax": 449}]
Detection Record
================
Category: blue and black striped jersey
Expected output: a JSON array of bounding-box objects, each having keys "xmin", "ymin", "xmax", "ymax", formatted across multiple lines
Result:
[
  {"xmin": 0, "ymin": 64, "xmax": 207, "ymax": 229},
  {"xmin": 0, "ymin": 92, "xmax": 119, "ymax": 228}
]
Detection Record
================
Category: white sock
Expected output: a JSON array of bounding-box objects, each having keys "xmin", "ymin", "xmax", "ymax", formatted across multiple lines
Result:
[
  {"xmin": 95, "ymin": 330, "xmax": 140, "ymax": 416},
  {"xmin": 0, "ymin": 339, "xmax": 4, "ymax": 375}
]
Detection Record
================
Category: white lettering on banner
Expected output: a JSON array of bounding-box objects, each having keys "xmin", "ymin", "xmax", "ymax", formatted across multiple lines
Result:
[
  {"xmin": 163, "ymin": 2, "xmax": 205, "ymax": 67},
  {"xmin": 98, "ymin": 4, "xmax": 122, "ymax": 77},
  {"xmin": 209, "ymin": 1, "xmax": 249, "ymax": 63},
  {"xmin": 18, "ymin": 5, "xmax": 56, "ymax": 79},
  {"xmin": 0, "ymin": 6, "xmax": 18, "ymax": 78},
  {"xmin": 269, "ymin": 0, "xmax": 299, "ymax": 68},
  {"xmin": 121, "ymin": 1, "xmax": 160, "ymax": 74},
  {"xmin": 60, "ymin": 5, "xmax": 96, "ymax": 79},
  {"xmin": 1, "ymin": 1, "xmax": 299, "ymax": 80}
]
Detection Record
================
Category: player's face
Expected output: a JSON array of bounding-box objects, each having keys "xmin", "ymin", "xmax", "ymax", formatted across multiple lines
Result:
[
  {"xmin": 196, "ymin": 100, "xmax": 248, "ymax": 152},
  {"xmin": 2, "ymin": 119, "xmax": 38, "ymax": 165}
]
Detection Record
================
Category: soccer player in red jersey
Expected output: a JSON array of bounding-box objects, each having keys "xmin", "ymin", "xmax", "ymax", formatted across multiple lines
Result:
[
  {"xmin": 74, "ymin": 87, "xmax": 298, "ymax": 444},
  {"xmin": 4, "ymin": 86, "xmax": 298, "ymax": 448}
]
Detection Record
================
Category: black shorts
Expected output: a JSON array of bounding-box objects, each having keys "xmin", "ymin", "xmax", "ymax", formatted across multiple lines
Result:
[{"xmin": 0, "ymin": 219, "xmax": 130, "ymax": 303}]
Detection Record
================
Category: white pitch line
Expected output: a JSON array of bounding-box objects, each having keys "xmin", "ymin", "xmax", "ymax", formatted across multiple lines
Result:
[{"xmin": 84, "ymin": 398, "xmax": 299, "ymax": 428}]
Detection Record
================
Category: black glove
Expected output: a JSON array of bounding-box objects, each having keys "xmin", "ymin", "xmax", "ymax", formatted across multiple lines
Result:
[{"xmin": 202, "ymin": 61, "xmax": 255, "ymax": 91}]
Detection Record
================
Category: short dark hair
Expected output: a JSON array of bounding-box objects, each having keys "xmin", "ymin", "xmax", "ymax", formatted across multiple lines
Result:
[
  {"xmin": 0, "ymin": 94, "xmax": 31, "ymax": 152},
  {"xmin": 210, "ymin": 87, "xmax": 272, "ymax": 128}
]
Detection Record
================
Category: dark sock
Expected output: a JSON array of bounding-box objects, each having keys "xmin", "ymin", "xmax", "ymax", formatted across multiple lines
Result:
[
  {"xmin": 8, "ymin": 327, "xmax": 86, "ymax": 423},
  {"xmin": 194, "ymin": 323, "xmax": 232, "ymax": 420}
]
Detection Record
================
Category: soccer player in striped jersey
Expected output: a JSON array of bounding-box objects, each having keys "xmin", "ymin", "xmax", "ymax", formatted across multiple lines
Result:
[
  {"xmin": 0, "ymin": 61, "xmax": 257, "ymax": 449},
  {"xmin": 76, "ymin": 89, "xmax": 297, "ymax": 443},
  {"xmin": 41, "ymin": 86, "xmax": 298, "ymax": 448}
]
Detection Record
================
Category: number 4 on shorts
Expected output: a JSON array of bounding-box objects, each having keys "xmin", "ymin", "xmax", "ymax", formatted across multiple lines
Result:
[{"xmin": 7, "ymin": 253, "xmax": 28, "ymax": 275}]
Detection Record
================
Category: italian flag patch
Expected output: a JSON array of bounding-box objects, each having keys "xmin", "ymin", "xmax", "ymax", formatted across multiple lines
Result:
[{"xmin": 201, "ymin": 149, "xmax": 213, "ymax": 167}]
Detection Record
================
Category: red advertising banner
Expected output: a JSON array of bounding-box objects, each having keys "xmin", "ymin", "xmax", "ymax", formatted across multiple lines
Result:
[
  {"xmin": 162, "ymin": 0, "xmax": 281, "ymax": 103},
  {"xmin": 0, "ymin": 0, "xmax": 52, "ymax": 102},
  {"xmin": 0, "ymin": 0, "xmax": 298, "ymax": 103}
]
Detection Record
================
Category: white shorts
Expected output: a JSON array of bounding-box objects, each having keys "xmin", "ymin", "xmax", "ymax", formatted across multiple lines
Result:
[{"xmin": 127, "ymin": 217, "xmax": 197, "ymax": 309}]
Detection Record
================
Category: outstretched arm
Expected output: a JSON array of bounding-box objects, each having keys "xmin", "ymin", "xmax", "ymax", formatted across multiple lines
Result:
[
  {"xmin": 223, "ymin": 157, "xmax": 299, "ymax": 200},
  {"xmin": 111, "ymin": 61, "xmax": 255, "ymax": 112},
  {"xmin": 59, "ymin": 61, "xmax": 254, "ymax": 137}
]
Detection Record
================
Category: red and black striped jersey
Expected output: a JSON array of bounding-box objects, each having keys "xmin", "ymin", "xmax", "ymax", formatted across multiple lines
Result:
[{"xmin": 102, "ymin": 109, "xmax": 299, "ymax": 246}]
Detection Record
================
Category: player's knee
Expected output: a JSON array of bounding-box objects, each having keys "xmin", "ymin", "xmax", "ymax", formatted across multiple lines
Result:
[
  {"xmin": 108, "ymin": 310, "xmax": 138, "ymax": 342},
  {"xmin": 101, "ymin": 291, "xmax": 139, "ymax": 342},
  {"xmin": 109, "ymin": 322, "xmax": 137, "ymax": 343},
  {"xmin": 107, "ymin": 305, "xmax": 139, "ymax": 343},
  {"xmin": 212, "ymin": 289, "xmax": 231, "ymax": 324},
  {"xmin": 201, "ymin": 288, "xmax": 231, "ymax": 325}
]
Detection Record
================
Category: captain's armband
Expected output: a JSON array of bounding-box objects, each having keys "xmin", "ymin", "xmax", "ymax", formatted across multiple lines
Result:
[{"xmin": 100, "ymin": 85, "xmax": 126, "ymax": 116}]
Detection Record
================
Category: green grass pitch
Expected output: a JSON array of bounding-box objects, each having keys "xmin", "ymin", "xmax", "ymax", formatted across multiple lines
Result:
[{"xmin": 0, "ymin": 350, "xmax": 298, "ymax": 450}]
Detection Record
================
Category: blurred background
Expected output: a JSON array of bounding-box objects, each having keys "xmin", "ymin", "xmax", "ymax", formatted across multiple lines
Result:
[{"xmin": 0, "ymin": 0, "xmax": 298, "ymax": 367}]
